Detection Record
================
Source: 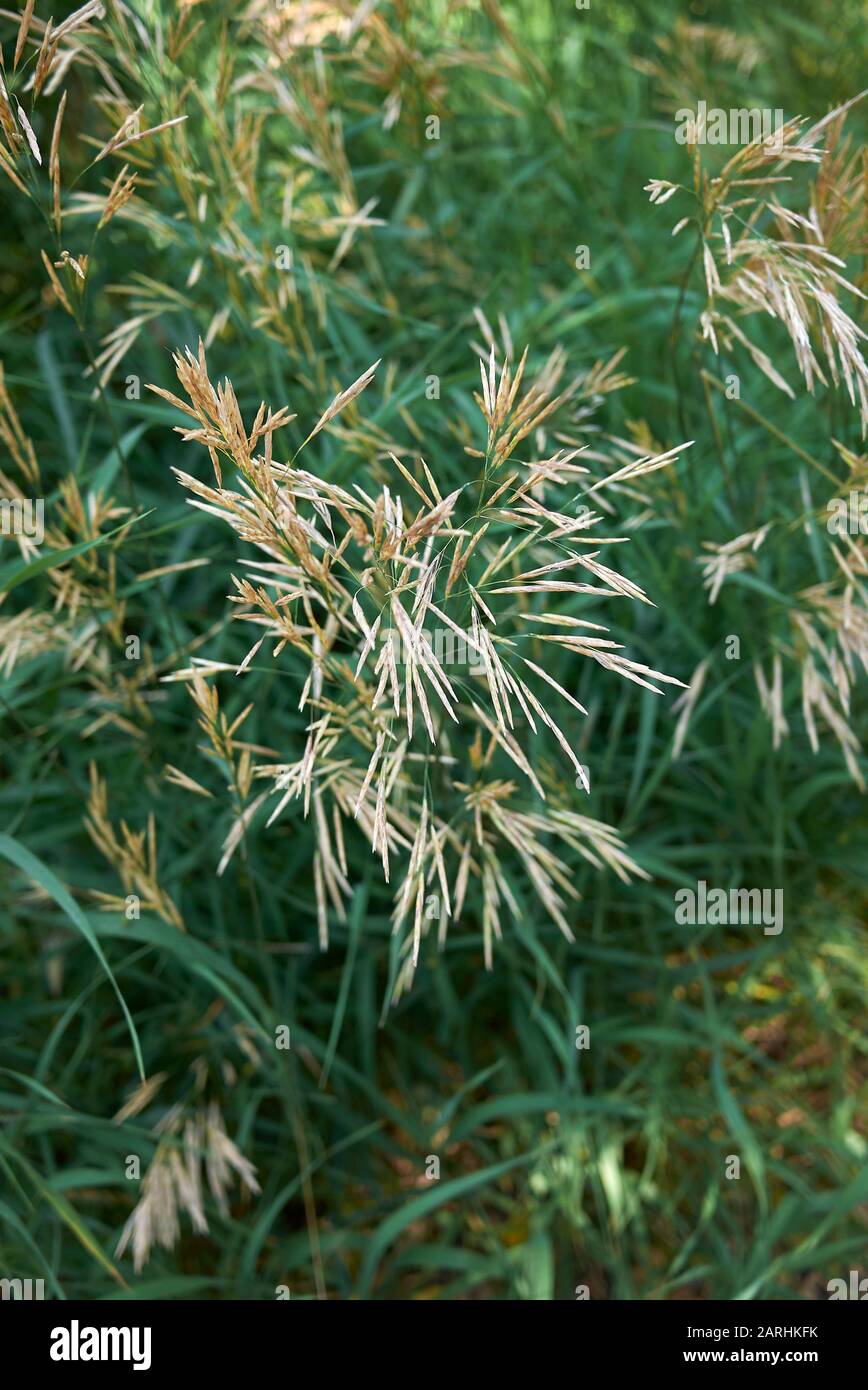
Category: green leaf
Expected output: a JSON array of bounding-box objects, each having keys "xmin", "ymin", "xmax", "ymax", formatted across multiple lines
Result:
[
  {"xmin": 0, "ymin": 511, "xmax": 152, "ymax": 594},
  {"xmin": 0, "ymin": 834, "xmax": 145, "ymax": 1081},
  {"xmin": 356, "ymin": 1141, "xmax": 556, "ymax": 1296}
]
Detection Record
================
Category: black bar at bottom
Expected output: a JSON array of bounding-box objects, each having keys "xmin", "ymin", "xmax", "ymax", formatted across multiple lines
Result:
[{"xmin": 1, "ymin": 1296, "xmax": 864, "ymax": 1375}]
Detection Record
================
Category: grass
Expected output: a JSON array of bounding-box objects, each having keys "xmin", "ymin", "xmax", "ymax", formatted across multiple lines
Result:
[{"xmin": 0, "ymin": 0, "xmax": 866, "ymax": 1300}]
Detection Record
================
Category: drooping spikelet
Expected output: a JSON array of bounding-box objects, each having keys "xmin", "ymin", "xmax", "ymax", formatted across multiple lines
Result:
[{"xmin": 155, "ymin": 336, "xmax": 688, "ymax": 987}]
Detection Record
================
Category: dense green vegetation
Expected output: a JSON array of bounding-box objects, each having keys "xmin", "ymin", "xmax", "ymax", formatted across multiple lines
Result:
[{"xmin": 0, "ymin": 0, "xmax": 865, "ymax": 1299}]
